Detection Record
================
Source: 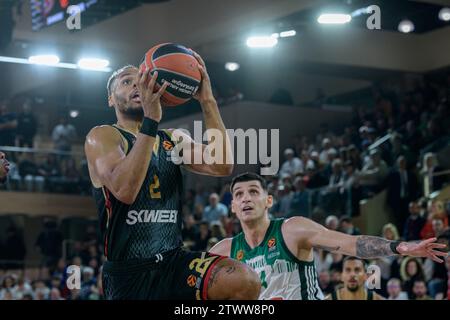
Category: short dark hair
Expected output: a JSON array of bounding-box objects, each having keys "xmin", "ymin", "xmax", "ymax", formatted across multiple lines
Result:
[
  {"xmin": 342, "ymin": 256, "xmax": 367, "ymax": 269},
  {"xmin": 106, "ymin": 65, "xmax": 136, "ymax": 96},
  {"xmin": 230, "ymin": 172, "xmax": 268, "ymax": 193}
]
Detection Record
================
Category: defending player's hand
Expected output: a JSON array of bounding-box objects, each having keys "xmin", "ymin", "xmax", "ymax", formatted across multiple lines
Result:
[
  {"xmin": 137, "ymin": 69, "xmax": 169, "ymax": 122},
  {"xmin": 396, "ymin": 237, "xmax": 448, "ymax": 263}
]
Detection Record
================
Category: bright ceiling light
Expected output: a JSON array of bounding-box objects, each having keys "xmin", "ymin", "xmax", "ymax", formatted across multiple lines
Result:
[
  {"xmin": 77, "ymin": 58, "xmax": 110, "ymax": 70},
  {"xmin": 246, "ymin": 36, "xmax": 278, "ymax": 48},
  {"xmin": 398, "ymin": 19, "xmax": 414, "ymax": 33},
  {"xmin": 280, "ymin": 30, "xmax": 296, "ymax": 37},
  {"xmin": 438, "ymin": 7, "xmax": 450, "ymax": 21},
  {"xmin": 317, "ymin": 13, "xmax": 352, "ymax": 24},
  {"xmin": 225, "ymin": 62, "xmax": 240, "ymax": 71},
  {"xmin": 0, "ymin": 55, "xmax": 110, "ymax": 72},
  {"xmin": 28, "ymin": 54, "xmax": 60, "ymax": 65},
  {"xmin": 70, "ymin": 110, "xmax": 79, "ymax": 118}
]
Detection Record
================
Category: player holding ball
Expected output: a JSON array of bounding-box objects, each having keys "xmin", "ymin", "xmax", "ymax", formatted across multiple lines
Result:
[{"xmin": 85, "ymin": 45, "xmax": 258, "ymax": 300}]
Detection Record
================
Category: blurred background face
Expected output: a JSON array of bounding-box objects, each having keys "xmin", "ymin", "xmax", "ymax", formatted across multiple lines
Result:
[
  {"xmin": 342, "ymin": 259, "xmax": 366, "ymax": 292},
  {"xmin": 383, "ymin": 227, "xmax": 395, "ymax": 240},
  {"xmin": 209, "ymin": 193, "xmax": 219, "ymax": 207},
  {"xmin": 412, "ymin": 281, "xmax": 427, "ymax": 298},
  {"xmin": 406, "ymin": 260, "xmax": 418, "ymax": 277},
  {"xmin": 387, "ymin": 280, "xmax": 401, "ymax": 297},
  {"xmin": 432, "ymin": 219, "xmax": 444, "ymax": 234},
  {"xmin": 325, "ymin": 216, "xmax": 338, "ymax": 230},
  {"xmin": 409, "ymin": 202, "xmax": 420, "ymax": 215}
]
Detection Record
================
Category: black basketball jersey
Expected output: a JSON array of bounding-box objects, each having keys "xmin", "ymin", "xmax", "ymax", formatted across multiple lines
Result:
[{"xmin": 92, "ymin": 125, "xmax": 184, "ymax": 261}]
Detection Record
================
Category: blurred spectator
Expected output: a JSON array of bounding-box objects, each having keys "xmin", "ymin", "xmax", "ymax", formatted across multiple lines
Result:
[
  {"xmin": 35, "ymin": 219, "xmax": 63, "ymax": 270},
  {"xmin": 386, "ymin": 156, "xmax": 419, "ymax": 229},
  {"xmin": 280, "ymin": 148, "xmax": 303, "ymax": 176},
  {"xmin": 61, "ymin": 157, "xmax": 81, "ymax": 193},
  {"xmin": 13, "ymin": 276, "xmax": 34, "ymax": 300},
  {"xmin": 325, "ymin": 215, "xmax": 339, "ymax": 231},
  {"xmin": 219, "ymin": 183, "xmax": 232, "ymax": 208},
  {"xmin": 412, "ymin": 279, "xmax": 432, "ymax": 300},
  {"xmin": 403, "ymin": 201, "xmax": 426, "ymax": 241},
  {"xmin": 387, "ymin": 278, "xmax": 408, "ymax": 300},
  {"xmin": 182, "ymin": 214, "xmax": 199, "ymax": 249},
  {"xmin": 357, "ymin": 148, "xmax": 389, "ymax": 194},
  {"xmin": 16, "ymin": 98, "xmax": 37, "ymax": 148},
  {"xmin": 319, "ymin": 138, "xmax": 337, "ymax": 166},
  {"xmin": 0, "ymin": 101, "xmax": 18, "ymax": 147},
  {"xmin": 37, "ymin": 154, "xmax": 62, "ymax": 192},
  {"xmin": 270, "ymin": 184, "xmax": 293, "ymax": 217},
  {"xmin": 210, "ymin": 222, "xmax": 226, "ymax": 241},
  {"xmin": 403, "ymin": 120, "xmax": 423, "ymax": 153},
  {"xmin": 191, "ymin": 221, "xmax": 210, "ymax": 251},
  {"xmin": 288, "ymin": 176, "xmax": 310, "ymax": 217},
  {"xmin": 203, "ymin": 193, "xmax": 228, "ymax": 225},
  {"xmin": 421, "ymin": 153, "xmax": 445, "ymax": 195},
  {"xmin": 318, "ymin": 270, "xmax": 334, "ymax": 295},
  {"xmin": 339, "ymin": 216, "xmax": 361, "ymax": 235},
  {"xmin": 389, "ymin": 133, "xmax": 414, "ymax": 167},
  {"xmin": 193, "ymin": 203, "xmax": 204, "ymax": 222},
  {"xmin": 51, "ymin": 117, "xmax": 77, "ymax": 153},
  {"xmin": 0, "ymin": 276, "xmax": 16, "ymax": 300},
  {"xmin": 400, "ymin": 257, "xmax": 425, "ymax": 298},
  {"xmin": 327, "ymin": 159, "xmax": 344, "ymax": 192},
  {"xmin": 18, "ymin": 153, "xmax": 45, "ymax": 192}
]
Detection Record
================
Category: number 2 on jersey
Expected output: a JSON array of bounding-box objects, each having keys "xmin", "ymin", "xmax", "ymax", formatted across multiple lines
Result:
[{"xmin": 149, "ymin": 174, "xmax": 161, "ymax": 199}]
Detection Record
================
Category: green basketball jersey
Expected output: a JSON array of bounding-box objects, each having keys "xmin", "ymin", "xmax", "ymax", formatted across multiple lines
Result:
[{"xmin": 230, "ymin": 218, "xmax": 324, "ymax": 300}]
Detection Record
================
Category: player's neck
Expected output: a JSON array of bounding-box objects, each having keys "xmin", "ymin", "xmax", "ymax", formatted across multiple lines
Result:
[
  {"xmin": 242, "ymin": 216, "xmax": 271, "ymax": 249},
  {"xmin": 342, "ymin": 287, "xmax": 366, "ymax": 300},
  {"xmin": 116, "ymin": 116, "xmax": 143, "ymax": 136}
]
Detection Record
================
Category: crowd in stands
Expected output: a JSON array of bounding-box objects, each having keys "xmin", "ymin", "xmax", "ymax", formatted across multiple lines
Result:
[{"xmin": 1, "ymin": 72, "xmax": 449, "ymax": 300}]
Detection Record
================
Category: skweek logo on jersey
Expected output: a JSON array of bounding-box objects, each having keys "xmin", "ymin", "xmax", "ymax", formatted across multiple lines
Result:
[{"xmin": 126, "ymin": 209, "xmax": 178, "ymax": 225}]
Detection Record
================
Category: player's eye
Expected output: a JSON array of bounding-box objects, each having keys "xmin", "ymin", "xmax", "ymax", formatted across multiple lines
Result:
[
  {"xmin": 122, "ymin": 79, "xmax": 131, "ymax": 85},
  {"xmin": 235, "ymin": 192, "xmax": 242, "ymax": 198}
]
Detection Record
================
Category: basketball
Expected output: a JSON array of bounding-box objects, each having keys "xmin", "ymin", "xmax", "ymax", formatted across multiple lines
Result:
[{"xmin": 140, "ymin": 43, "xmax": 202, "ymax": 107}]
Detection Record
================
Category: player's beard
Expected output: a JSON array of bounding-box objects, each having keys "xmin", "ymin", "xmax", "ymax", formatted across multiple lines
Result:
[
  {"xmin": 121, "ymin": 104, "xmax": 144, "ymax": 120},
  {"xmin": 346, "ymin": 283, "xmax": 360, "ymax": 292}
]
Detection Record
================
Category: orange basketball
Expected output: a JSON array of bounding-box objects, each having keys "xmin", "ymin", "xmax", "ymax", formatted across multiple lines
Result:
[{"xmin": 140, "ymin": 43, "xmax": 202, "ymax": 107}]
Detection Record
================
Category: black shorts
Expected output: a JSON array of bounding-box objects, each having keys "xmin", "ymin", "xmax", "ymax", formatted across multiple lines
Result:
[{"xmin": 102, "ymin": 248, "xmax": 226, "ymax": 300}]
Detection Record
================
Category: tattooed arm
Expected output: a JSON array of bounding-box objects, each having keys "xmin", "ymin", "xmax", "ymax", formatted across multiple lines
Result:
[{"xmin": 284, "ymin": 217, "xmax": 447, "ymax": 262}]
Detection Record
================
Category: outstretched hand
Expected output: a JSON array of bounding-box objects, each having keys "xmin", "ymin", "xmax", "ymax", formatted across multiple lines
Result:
[{"xmin": 396, "ymin": 237, "xmax": 448, "ymax": 263}]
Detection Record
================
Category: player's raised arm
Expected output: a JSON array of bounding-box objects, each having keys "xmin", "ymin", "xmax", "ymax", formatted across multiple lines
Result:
[
  {"xmin": 286, "ymin": 217, "xmax": 448, "ymax": 262},
  {"xmin": 171, "ymin": 51, "xmax": 233, "ymax": 177}
]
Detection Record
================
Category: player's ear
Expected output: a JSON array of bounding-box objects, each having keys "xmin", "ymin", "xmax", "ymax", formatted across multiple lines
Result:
[
  {"xmin": 266, "ymin": 194, "xmax": 273, "ymax": 209},
  {"xmin": 108, "ymin": 95, "xmax": 114, "ymax": 108}
]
